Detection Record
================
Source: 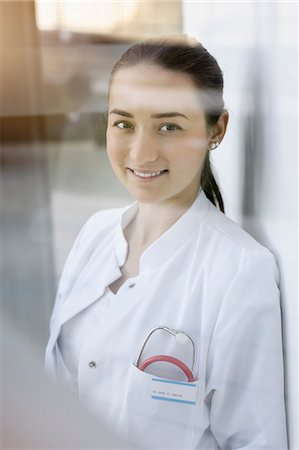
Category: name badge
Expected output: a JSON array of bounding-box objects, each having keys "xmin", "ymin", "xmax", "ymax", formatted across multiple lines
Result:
[{"xmin": 151, "ymin": 377, "xmax": 197, "ymax": 405}]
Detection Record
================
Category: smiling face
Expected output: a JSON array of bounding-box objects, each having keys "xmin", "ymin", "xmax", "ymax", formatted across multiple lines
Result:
[{"xmin": 106, "ymin": 63, "xmax": 212, "ymax": 207}]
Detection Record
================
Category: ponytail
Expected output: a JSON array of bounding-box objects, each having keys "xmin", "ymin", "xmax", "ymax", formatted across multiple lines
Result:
[{"xmin": 201, "ymin": 155, "xmax": 225, "ymax": 214}]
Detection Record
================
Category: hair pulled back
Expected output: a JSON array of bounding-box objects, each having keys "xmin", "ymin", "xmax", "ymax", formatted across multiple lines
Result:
[{"xmin": 109, "ymin": 36, "xmax": 226, "ymax": 213}]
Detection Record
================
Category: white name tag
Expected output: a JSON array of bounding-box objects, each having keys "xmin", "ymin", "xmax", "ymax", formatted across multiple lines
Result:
[{"xmin": 151, "ymin": 377, "xmax": 197, "ymax": 405}]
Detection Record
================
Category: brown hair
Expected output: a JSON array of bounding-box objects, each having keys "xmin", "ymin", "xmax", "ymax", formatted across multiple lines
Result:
[{"xmin": 109, "ymin": 36, "xmax": 226, "ymax": 213}]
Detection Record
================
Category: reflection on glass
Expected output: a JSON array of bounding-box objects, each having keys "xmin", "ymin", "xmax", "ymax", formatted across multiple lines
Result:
[{"xmin": 35, "ymin": 0, "xmax": 182, "ymax": 38}]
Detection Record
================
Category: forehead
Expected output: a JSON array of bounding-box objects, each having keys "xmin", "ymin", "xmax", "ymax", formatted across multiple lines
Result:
[{"xmin": 109, "ymin": 64, "xmax": 203, "ymax": 114}]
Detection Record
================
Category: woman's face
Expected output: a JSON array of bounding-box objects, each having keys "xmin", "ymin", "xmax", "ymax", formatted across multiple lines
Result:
[{"xmin": 106, "ymin": 63, "xmax": 212, "ymax": 206}]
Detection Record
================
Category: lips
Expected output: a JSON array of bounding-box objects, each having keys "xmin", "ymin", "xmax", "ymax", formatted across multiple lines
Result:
[{"xmin": 128, "ymin": 168, "xmax": 168, "ymax": 178}]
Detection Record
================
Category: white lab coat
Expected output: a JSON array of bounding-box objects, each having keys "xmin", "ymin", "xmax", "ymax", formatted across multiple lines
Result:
[{"xmin": 45, "ymin": 190, "xmax": 288, "ymax": 449}]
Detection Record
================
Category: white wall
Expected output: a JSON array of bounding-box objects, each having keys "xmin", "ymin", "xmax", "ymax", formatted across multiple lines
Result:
[{"xmin": 182, "ymin": 2, "xmax": 298, "ymax": 448}]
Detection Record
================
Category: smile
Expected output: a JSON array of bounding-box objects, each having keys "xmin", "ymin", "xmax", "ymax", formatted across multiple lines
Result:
[{"xmin": 129, "ymin": 169, "xmax": 168, "ymax": 179}]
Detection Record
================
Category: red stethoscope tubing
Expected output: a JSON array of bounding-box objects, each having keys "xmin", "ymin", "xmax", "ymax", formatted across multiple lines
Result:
[{"xmin": 138, "ymin": 354, "xmax": 195, "ymax": 382}]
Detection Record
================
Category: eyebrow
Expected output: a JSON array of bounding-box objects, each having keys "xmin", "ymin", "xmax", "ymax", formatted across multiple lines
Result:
[{"xmin": 109, "ymin": 109, "xmax": 189, "ymax": 120}]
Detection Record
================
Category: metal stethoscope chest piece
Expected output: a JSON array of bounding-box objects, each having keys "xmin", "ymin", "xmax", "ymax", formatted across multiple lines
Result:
[{"xmin": 135, "ymin": 326, "xmax": 196, "ymax": 382}]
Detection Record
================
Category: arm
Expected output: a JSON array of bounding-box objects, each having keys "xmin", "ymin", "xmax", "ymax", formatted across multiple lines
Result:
[{"xmin": 206, "ymin": 250, "xmax": 288, "ymax": 449}]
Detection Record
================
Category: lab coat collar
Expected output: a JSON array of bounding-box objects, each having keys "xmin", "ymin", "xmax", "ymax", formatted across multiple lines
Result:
[{"xmin": 114, "ymin": 189, "xmax": 211, "ymax": 273}]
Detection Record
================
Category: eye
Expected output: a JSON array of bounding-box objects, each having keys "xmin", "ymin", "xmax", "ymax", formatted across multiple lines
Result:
[
  {"xmin": 159, "ymin": 123, "xmax": 182, "ymax": 132},
  {"xmin": 113, "ymin": 121, "xmax": 133, "ymax": 130}
]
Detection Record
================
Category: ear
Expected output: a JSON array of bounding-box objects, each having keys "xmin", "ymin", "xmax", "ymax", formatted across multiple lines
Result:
[{"xmin": 208, "ymin": 110, "xmax": 229, "ymax": 150}]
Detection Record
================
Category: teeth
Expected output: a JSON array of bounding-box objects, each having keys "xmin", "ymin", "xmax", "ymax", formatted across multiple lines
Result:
[{"xmin": 133, "ymin": 170, "xmax": 165, "ymax": 178}]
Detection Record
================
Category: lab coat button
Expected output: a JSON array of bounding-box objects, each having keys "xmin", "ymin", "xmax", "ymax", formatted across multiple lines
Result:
[
  {"xmin": 88, "ymin": 361, "xmax": 97, "ymax": 369},
  {"xmin": 128, "ymin": 282, "xmax": 136, "ymax": 288}
]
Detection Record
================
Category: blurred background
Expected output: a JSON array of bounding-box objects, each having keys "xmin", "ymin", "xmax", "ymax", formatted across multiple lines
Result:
[{"xmin": 1, "ymin": 1, "xmax": 298, "ymax": 448}]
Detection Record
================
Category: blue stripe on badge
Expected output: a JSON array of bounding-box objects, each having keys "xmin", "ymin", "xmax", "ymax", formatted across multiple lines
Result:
[
  {"xmin": 152, "ymin": 377, "xmax": 197, "ymax": 387},
  {"xmin": 151, "ymin": 395, "xmax": 196, "ymax": 405}
]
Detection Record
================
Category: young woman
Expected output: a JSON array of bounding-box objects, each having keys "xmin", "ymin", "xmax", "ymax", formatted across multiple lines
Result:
[{"xmin": 45, "ymin": 36, "xmax": 288, "ymax": 449}]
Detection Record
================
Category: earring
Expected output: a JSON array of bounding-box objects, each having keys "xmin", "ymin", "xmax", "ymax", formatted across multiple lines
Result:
[{"xmin": 210, "ymin": 141, "xmax": 220, "ymax": 150}]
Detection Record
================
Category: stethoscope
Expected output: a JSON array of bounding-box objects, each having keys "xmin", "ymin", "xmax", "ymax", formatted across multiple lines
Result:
[{"xmin": 135, "ymin": 326, "xmax": 196, "ymax": 382}]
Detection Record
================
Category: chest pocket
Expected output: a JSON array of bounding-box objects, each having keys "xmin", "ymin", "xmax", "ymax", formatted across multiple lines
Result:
[{"xmin": 118, "ymin": 363, "xmax": 203, "ymax": 449}]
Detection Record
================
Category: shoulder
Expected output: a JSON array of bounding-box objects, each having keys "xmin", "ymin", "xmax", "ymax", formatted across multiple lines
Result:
[
  {"xmin": 59, "ymin": 203, "xmax": 130, "ymax": 274},
  {"xmin": 204, "ymin": 202, "xmax": 266, "ymax": 252},
  {"xmin": 52, "ymin": 204, "xmax": 130, "ymax": 307},
  {"xmin": 199, "ymin": 200, "xmax": 279, "ymax": 281},
  {"xmin": 202, "ymin": 201, "xmax": 272, "ymax": 255},
  {"xmin": 76, "ymin": 204, "xmax": 129, "ymax": 243},
  {"xmin": 201, "ymin": 204, "xmax": 281, "ymax": 343},
  {"xmin": 86, "ymin": 204, "xmax": 127, "ymax": 227}
]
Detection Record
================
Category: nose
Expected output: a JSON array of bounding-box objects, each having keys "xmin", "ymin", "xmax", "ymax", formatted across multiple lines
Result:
[{"xmin": 129, "ymin": 130, "xmax": 159, "ymax": 166}]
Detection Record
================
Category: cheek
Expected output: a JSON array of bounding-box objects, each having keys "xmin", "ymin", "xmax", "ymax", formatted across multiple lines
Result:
[
  {"xmin": 106, "ymin": 133, "xmax": 123, "ymax": 162},
  {"xmin": 166, "ymin": 136, "xmax": 208, "ymax": 170},
  {"xmin": 184, "ymin": 134, "xmax": 208, "ymax": 152},
  {"xmin": 164, "ymin": 132, "xmax": 208, "ymax": 153},
  {"xmin": 176, "ymin": 155, "xmax": 207, "ymax": 177}
]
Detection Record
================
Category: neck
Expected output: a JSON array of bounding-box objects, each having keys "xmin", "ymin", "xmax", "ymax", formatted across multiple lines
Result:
[{"xmin": 126, "ymin": 189, "xmax": 201, "ymax": 252}]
